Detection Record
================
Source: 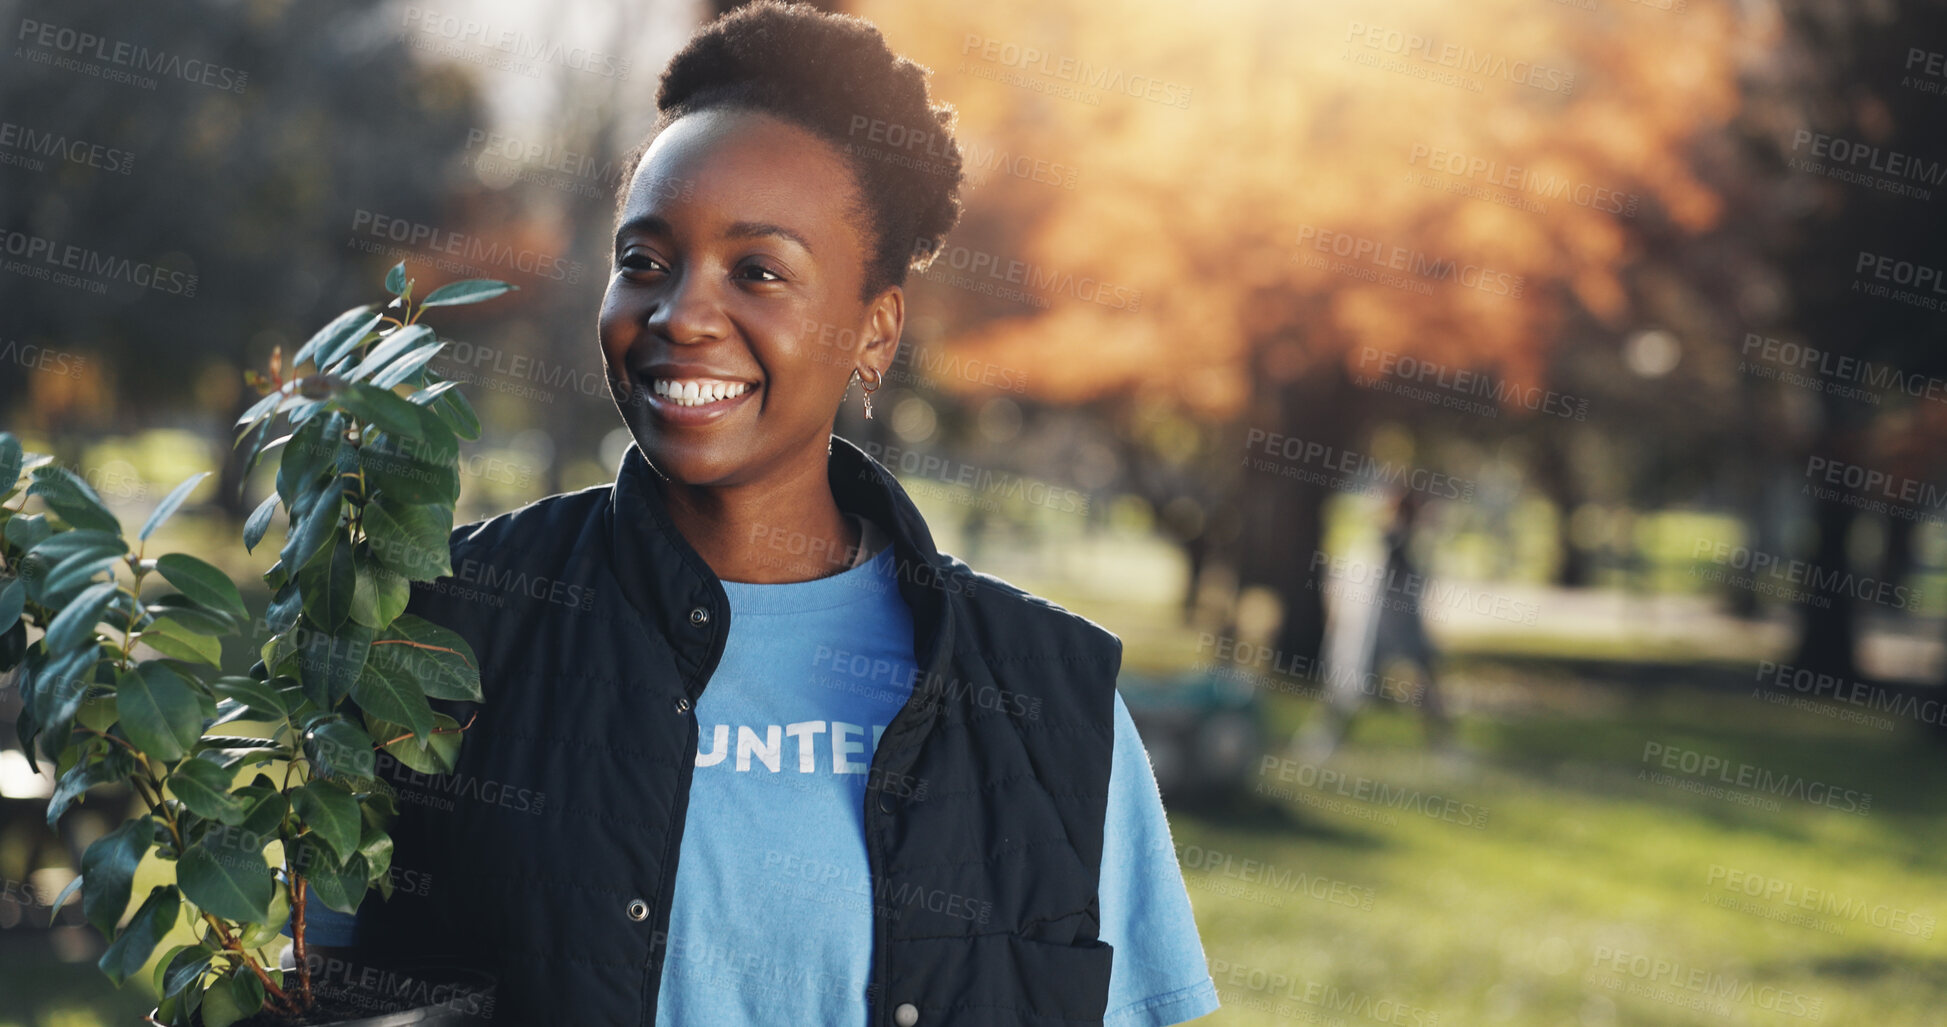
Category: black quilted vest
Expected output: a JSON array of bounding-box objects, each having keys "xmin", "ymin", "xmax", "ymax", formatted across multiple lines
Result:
[{"xmin": 349, "ymin": 434, "xmax": 1122, "ymax": 1026}]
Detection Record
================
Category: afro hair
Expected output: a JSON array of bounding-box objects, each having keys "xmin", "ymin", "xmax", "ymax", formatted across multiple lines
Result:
[{"xmin": 617, "ymin": 1, "xmax": 967, "ymax": 300}]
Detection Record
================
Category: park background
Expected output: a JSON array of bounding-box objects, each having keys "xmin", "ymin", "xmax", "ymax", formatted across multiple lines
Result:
[{"xmin": 2, "ymin": 0, "xmax": 1945, "ymax": 1023}]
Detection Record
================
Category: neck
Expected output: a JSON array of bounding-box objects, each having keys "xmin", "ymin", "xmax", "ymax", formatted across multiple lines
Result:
[{"xmin": 656, "ymin": 442, "xmax": 862, "ymax": 584}]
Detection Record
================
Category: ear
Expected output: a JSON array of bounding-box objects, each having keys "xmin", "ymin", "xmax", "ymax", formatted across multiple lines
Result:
[{"xmin": 857, "ymin": 284, "xmax": 905, "ymax": 377}]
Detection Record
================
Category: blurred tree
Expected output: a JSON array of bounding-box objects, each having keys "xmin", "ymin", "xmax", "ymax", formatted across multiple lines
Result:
[
  {"xmin": 866, "ymin": 0, "xmax": 1742, "ymax": 665},
  {"xmin": 0, "ymin": 0, "xmax": 487, "ymax": 516}
]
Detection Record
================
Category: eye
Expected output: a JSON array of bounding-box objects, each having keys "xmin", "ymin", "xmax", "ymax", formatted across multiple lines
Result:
[
  {"xmin": 736, "ymin": 260, "xmax": 786, "ymax": 283},
  {"xmin": 618, "ymin": 251, "xmax": 667, "ymax": 275}
]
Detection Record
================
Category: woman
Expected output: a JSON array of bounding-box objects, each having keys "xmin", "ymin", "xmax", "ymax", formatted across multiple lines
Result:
[{"xmin": 302, "ymin": 4, "xmax": 1219, "ymax": 1025}]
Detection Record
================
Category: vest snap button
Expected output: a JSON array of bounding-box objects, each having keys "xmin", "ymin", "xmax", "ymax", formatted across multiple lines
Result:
[
  {"xmin": 689, "ymin": 606, "xmax": 710, "ymax": 625},
  {"xmin": 894, "ymin": 1002, "xmax": 919, "ymax": 1026},
  {"xmin": 674, "ymin": 697, "xmax": 692, "ymax": 715},
  {"xmin": 626, "ymin": 898, "xmax": 649, "ymax": 922},
  {"xmin": 878, "ymin": 792, "xmax": 894, "ymax": 814}
]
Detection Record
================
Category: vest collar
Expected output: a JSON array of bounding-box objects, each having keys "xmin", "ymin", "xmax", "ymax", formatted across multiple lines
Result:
[{"xmin": 602, "ymin": 434, "xmax": 957, "ymax": 697}]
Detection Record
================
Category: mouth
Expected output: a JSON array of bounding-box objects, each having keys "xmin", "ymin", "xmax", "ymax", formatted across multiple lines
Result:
[{"xmin": 633, "ymin": 374, "xmax": 759, "ymax": 425}]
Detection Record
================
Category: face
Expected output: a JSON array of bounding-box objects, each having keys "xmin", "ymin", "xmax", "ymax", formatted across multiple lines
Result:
[{"xmin": 599, "ymin": 107, "xmax": 903, "ymax": 488}]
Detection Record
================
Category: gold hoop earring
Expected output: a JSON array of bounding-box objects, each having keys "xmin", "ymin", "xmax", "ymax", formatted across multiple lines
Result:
[{"xmin": 857, "ymin": 366, "xmax": 882, "ymax": 419}]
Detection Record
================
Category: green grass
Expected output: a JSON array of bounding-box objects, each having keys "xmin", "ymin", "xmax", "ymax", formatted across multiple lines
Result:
[{"xmin": 1172, "ymin": 675, "xmax": 1947, "ymax": 1026}]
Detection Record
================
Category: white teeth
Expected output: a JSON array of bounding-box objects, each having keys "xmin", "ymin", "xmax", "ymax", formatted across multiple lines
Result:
[{"xmin": 650, "ymin": 378, "xmax": 753, "ymax": 407}]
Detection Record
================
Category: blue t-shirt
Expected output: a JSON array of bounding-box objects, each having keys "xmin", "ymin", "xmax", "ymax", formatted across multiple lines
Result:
[{"xmin": 299, "ymin": 543, "xmax": 1218, "ymax": 1026}]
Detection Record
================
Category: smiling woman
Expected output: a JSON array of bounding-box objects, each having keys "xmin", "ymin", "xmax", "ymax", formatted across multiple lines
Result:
[{"xmin": 300, "ymin": 3, "xmax": 1219, "ymax": 1026}]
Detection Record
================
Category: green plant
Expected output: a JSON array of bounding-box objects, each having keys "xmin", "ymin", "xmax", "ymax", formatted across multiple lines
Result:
[{"xmin": 0, "ymin": 261, "xmax": 513, "ymax": 1025}]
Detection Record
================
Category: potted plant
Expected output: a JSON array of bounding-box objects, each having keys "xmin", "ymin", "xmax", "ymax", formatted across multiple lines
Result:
[{"xmin": 0, "ymin": 261, "xmax": 510, "ymax": 1025}]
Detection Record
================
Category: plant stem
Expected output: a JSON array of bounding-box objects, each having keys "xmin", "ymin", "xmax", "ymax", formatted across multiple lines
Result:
[{"xmin": 291, "ymin": 875, "xmax": 314, "ymax": 1007}]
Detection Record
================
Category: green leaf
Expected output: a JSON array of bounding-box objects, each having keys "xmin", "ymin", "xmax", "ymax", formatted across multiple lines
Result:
[
  {"xmin": 317, "ymin": 313, "xmax": 391, "ymax": 374},
  {"xmin": 336, "ymin": 381, "xmax": 434, "ymax": 441},
  {"xmin": 345, "ymin": 324, "xmax": 433, "ymax": 384},
  {"xmin": 116, "ymin": 663, "xmax": 204, "ymax": 762},
  {"xmin": 98, "ymin": 885, "xmax": 179, "ymax": 987},
  {"xmin": 294, "ymin": 837, "xmax": 368, "ymax": 915},
  {"xmin": 369, "ymin": 339, "xmax": 447, "ymax": 390},
  {"xmin": 155, "ymin": 553, "xmax": 247, "ymax": 620},
  {"xmin": 145, "ymin": 601, "xmax": 236, "ymax": 636},
  {"xmin": 358, "ymin": 820, "xmax": 395, "ymax": 884},
  {"xmin": 242, "ymin": 492, "xmax": 280, "ymax": 554},
  {"xmin": 139, "ymin": 619, "xmax": 225, "ymax": 667},
  {"xmin": 45, "ymin": 744, "xmax": 133, "ymax": 827},
  {"xmin": 291, "ymin": 303, "xmax": 379, "ymax": 369},
  {"xmin": 349, "ymin": 551, "xmax": 409, "ymax": 629},
  {"xmin": 420, "ymin": 278, "xmax": 515, "ymax": 307},
  {"xmin": 0, "ymin": 576, "xmax": 22, "ymax": 633},
  {"xmin": 5, "ymin": 511, "xmax": 51, "ymax": 550},
  {"xmin": 210, "ymin": 676, "xmax": 291, "ymax": 722},
  {"xmin": 168, "ymin": 758, "xmax": 247, "ymax": 825},
  {"xmin": 139, "ymin": 471, "xmax": 211, "ymax": 542},
  {"xmin": 360, "ymin": 438, "xmax": 458, "ymax": 506},
  {"xmin": 0, "ymin": 433, "xmax": 21, "ymax": 494},
  {"xmin": 33, "ymin": 641, "xmax": 103, "ymax": 734},
  {"xmin": 41, "ymin": 553, "xmax": 123, "ymax": 603},
  {"xmin": 197, "ymin": 968, "xmax": 255, "ymax": 1027},
  {"xmin": 296, "ymin": 620, "xmax": 373, "ymax": 709},
  {"xmin": 280, "ymin": 475, "xmax": 345, "ymax": 572},
  {"xmin": 46, "ymin": 580, "xmax": 121, "ymax": 655},
  {"xmin": 384, "ymin": 260, "xmax": 408, "ymax": 297},
  {"xmin": 178, "ymin": 841, "xmax": 273, "ymax": 923},
  {"xmin": 293, "ymin": 780, "xmax": 362, "ymax": 859},
  {"xmin": 236, "ymin": 882, "xmax": 291, "ymax": 950},
  {"xmin": 27, "ymin": 528, "xmax": 127, "ymax": 563},
  {"xmin": 369, "ymin": 711, "xmax": 462, "ymax": 775},
  {"xmin": 351, "ymin": 656, "xmax": 433, "ymax": 742},
  {"xmin": 80, "ymin": 818, "xmax": 153, "ymax": 937},
  {"xmin": 139, "ymin": 633, "xmax": 222, "ymax": 668},
  {"xmin": 159, "ymin": 945, "xmax": 214, "ymax": 999},
  {"xmin": 276, "ymin": 410, "xmax": 345, "ymax": 510},
  {"xmin": 369, "ymin": 614, "xmax": 480, "ymax": 702},
  {"xmin": 299, "ymin": 530, "xmax": 355, "ymax": 631},
  {"xmin": 305, "ymin": 718, "xmax": 376, "ymax": 780},
  {"xmin": 362, "ymin": 495, "xmax": 453, "ymax": 581},
  {"xmin": 28, "ymin": 465, "xmax": 120, "ymax": 533}
]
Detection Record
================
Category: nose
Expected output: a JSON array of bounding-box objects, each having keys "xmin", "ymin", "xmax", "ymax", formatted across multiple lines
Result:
[{"xmin": 645, "ymin": 266, "xmax": 731, "ymax": 346}]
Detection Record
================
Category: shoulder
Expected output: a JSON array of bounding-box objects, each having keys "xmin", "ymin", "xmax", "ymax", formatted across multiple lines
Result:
[
  {"xmin": 406, "ymin": 480, "xmax": 614, "ymax": 626},
  {"xmin": 446, "ymin": 478, "xmax": 612, "ymax": 560},
  {"xmin": 938, "ymin": 550, "xmax": 1123, "ymax": 675}
]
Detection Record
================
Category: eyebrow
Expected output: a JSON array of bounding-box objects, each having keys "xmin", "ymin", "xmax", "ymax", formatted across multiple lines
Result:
[{"xmin": 613, "ymin": 214, "xmax": 814, "ymax": 255}]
